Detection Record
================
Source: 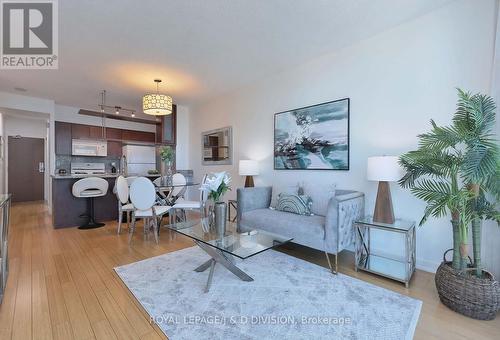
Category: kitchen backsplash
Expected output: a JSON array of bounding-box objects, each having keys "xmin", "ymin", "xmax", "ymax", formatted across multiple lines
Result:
[{"xmin": 56, "ymin": 155, "xmax": 121, "ymax": 173}]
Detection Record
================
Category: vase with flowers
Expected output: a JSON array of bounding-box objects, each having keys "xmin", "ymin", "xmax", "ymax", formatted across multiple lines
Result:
[
  {"xmin": 200, "ymin": 171, "xmax": 232, "ymax": 237},
  {"xmin": 159, "ymin": 146, "xmax": 174, "ymax": 186}
]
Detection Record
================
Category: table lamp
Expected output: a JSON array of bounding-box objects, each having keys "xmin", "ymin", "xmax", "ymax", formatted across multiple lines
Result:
[
  {"xmin": 367, "ymin": 156, "xmax": 403, "ymax": 224},
  {"xmin": 239, "ymin": 160, "xmax": 259, "ymax": 187}
]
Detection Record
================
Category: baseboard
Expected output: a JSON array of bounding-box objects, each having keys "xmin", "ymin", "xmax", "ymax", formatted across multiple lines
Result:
[{"xmin": 415, "ymin": 258, "xmax": 440, "ymax": 273}]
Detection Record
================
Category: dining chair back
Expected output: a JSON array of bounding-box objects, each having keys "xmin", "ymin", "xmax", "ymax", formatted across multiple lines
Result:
[
  {"xmin": 199, "ymin": 174, "xmax": 208, "ymax": 202},
  {"xmin": 116, "ymin": 175, "xmax": 129, "ymax": 204},
  {"xmin": 115, "ymin": 175, "xmax": 134, "ymax": 234},
  {"xmin": 171, "ymin": 173, "xmax": 187, "ymax": 197},
  {"xmin": 152, "ymin": 176, "xmax": 162, "ymax": 186},
  {"xmin": 130, "ymin": 177, "xmax": 155, "ymax": 210}
]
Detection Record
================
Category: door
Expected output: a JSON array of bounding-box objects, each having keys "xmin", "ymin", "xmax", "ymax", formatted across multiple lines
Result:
[{"xmin": 8, "ymin": 137, "xmax": 45, "ymax": 202}]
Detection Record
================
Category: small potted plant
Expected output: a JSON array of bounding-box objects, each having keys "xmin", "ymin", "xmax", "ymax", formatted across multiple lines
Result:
[
  {"xmin": 200, "ymin": 171, "xmax": 231, "ymax": 236},
  {"xmin": 159, "ymin": 146, "xmax": 174, "ymax": 186}
]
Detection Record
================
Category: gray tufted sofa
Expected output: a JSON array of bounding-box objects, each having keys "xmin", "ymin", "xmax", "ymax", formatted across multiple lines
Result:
[{"xmin": 237, "ymin": 186, "xmax": 364, "ymax": 273}]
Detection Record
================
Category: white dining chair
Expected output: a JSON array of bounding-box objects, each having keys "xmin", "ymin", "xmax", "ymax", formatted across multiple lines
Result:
[
  {"xmin": 115, "ymin": 175, "xmax": 134, "ymax": 235},
  {"xmin": 128, "ymin": 177, "xmax": 171, "ymax": 244},
  {"xmin": 171, "ymin": 174, "xmax": 208, "ymax": 222}
]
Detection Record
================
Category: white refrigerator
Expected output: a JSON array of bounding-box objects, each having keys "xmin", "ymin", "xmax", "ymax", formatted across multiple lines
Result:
[{"xmin": 122, "ymin": 145, "xmax": 157, "ymax": 176}]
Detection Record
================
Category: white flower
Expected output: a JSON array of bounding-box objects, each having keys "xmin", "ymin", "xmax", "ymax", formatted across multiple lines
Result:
[{"xmin": 200, "ymin": 171, "xmax": 231, "ymax": 195}]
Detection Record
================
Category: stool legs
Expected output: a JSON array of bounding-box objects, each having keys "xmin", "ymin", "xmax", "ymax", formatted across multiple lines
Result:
[{"xmin": 78, "ymin": 197, "xmax": 105, "ymax": 230}]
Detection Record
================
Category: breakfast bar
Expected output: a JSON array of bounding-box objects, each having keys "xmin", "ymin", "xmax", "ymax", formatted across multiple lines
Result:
[{"xmin": 51, "ymin": 175, "xmax": 119, "ymax": 228}]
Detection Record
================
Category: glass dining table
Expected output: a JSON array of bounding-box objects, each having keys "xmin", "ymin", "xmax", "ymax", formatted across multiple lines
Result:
[{"xmin": 154, "ymin": 181, "xmax": 200, "ymax": 205}]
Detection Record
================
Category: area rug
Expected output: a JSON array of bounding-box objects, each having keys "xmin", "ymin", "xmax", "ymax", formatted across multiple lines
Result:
[{"xmin": 114, "ymin": 247, "xmax": 422, "ymax": 340}]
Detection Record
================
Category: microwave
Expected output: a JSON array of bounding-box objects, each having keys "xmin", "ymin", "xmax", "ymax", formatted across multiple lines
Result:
[{"xmin": 72, "ymin": 140, "xmax": 107, "ymax": 157}]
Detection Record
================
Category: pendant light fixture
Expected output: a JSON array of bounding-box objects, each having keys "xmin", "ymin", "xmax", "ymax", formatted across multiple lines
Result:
[{"xmin": 143, "ymin": 79, "xmax": 172, "ymax": 116}]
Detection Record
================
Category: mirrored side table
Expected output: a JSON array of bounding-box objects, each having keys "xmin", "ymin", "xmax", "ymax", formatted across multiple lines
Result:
[{"xmin": 354, "ymin": 216, "xmax": 416, "ymax": 288}]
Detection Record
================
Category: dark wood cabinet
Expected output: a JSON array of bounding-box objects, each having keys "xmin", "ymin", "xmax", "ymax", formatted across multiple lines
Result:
[
  {"xmin": 122, "ymin": 130, "xmax": 155, "ymax": 143},
  {"xmin": 105, "ymin": 127, "xmax": 122, "ymax": 140},
  {"xmin": 71, "ymin": 124, "xmax": 90, "ymax": 139},
  {"xmin": 89, "ymin": 126, "xmax": 103, "ymax": 139},
  {"xmin": 55, "ymin": 121, "xmax": 159, "ymax": 156},
  {"xmin": 156, "ymin": 104, "xmax": 177, "ymax": 145},
  {"xmin": 107, "ymin": 141, "xmax": 122, "ymax": 157},
  {"xmin": 55, "ymin": 121, "xmax": 72, "ymax": 155}
]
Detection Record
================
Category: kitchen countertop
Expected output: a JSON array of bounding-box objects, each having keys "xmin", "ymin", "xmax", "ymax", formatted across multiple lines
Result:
[{"xmin": 51, "ymin": 173, "xmax": 120, "ymax": 179}]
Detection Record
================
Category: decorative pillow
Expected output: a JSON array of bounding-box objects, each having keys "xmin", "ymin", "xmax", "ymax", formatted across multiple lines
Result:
[
  {"xmin": 275, "ymin": 193, "xmax": 313, "ymax": 215},
  {"xmin": 270, "ymin": 185, "xmax": 299, "ymax": 209}
]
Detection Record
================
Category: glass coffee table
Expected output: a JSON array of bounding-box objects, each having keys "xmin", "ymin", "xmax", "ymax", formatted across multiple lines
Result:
[{"xmin": 166, "ymin": 219, "xmax": 292, "ymax": 292}]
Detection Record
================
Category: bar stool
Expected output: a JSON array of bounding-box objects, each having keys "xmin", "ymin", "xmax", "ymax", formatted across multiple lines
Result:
[{"xmin": 72, "ymin": 177, "xmax": 109, "ymax": 229}]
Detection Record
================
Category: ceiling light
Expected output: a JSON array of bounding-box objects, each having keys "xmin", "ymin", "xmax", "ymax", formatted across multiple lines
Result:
[
  {"xmin": 131, "ymin": 112, "xmax": 135, "ymax": 118},
  {"xmin": 143, "ymin": 79, "xmax": 172, "ymax": 116},
  {"xmin": 115, "ymin": 107, "xmax": 120, "ymax": 115}
]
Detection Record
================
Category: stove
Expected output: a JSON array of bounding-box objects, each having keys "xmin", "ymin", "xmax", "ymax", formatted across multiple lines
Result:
[{"xmin": 70, "ymin": 162, "xmax": 106, "ymax": 175}]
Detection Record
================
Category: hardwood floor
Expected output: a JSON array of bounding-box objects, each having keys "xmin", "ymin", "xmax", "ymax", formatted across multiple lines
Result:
[{"xmin": 0, "ymin": 202, "xmax": 498, "ymax": 339}]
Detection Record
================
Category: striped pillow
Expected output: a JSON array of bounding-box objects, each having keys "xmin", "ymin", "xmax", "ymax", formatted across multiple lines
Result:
[{"xmin": 276, "ymin": 193, "xmax": 313, "ymax": 215}]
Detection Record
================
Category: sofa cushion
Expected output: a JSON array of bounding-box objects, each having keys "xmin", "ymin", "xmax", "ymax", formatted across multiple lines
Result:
[
  {"xmin": 240, "ymin": 208, "xmax": 325, "ymax": 251},
  {"xmin": 275, "ymin": 193, "xmax": 312, "ymax": 215},
  {"xmin": 303, "ymin": 182, "xmax": 338, "ymax": 216}
]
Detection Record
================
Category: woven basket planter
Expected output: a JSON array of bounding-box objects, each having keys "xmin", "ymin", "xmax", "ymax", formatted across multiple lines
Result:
[{"xmin": 435, "ymin": 249, "xmax": 500, "ymax": 320}]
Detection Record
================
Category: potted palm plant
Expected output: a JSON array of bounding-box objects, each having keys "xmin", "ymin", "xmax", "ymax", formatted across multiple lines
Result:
[{"xmin": 399, "ymin": 89, "xmax": 500, "ymax": 320}]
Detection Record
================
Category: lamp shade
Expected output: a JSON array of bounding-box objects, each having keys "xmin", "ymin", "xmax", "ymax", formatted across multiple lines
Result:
[
  {"xmin": 239, "ymin": 160, "xmax": 259, "ymax": 176},
  {"xmin": 367, "ymin": 156, "xmax": 402, "ymax": 182},
  {"xmin": 143, "ymin": 94, "xmax": 173, "ymax": 116}
]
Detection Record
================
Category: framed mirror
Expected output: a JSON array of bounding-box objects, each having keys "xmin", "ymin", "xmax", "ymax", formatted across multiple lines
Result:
[{"xmin": 202, "ymin": 126, "xmax": 232, "ymax": 165}]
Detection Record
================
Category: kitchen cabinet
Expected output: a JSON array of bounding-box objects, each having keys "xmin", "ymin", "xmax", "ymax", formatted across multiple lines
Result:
[
  {"xmin": 89, "ymin": 126, "xmax": 103, "ymax": 139},
  {"xmin": 106, "ymin": 127, "xmax": 122, "ymax": 140},
  {"xmin": 156, "ymin": 104, "xmax": 176, "ymax": 145},
  {"xmin": 55, "ymin": 121, "xmax": 72, "ymax": 155},
  {"xmin": 107, "ymin": 141, "xmax": 122, "ymax": 158},
  {"xmin": 71, "ymin": 124, "xmax": 90, "ymax": 139},
  {"xmin": 122, "ymin": 130, "xmax": 155, "ymax": 143},
  {"xmin": 72, "ymin": 124, "xmax": 103, "ymax": 139},
  {"xmin": 55, "ymin": 121, "xmax": 158, "ymax": 156}
]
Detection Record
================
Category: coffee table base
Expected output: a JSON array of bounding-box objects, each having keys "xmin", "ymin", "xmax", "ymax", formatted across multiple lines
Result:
[{"xmin": 194, "ymin": 241, "xmax": 253, "ymax": 292}]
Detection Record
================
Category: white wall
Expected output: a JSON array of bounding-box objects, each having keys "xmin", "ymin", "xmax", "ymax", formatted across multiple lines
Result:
[
  {"xmin": 175, "ymin": 105, "xmax": 191, "ymax": 169},
  {"xmin": 189, "ymin": 0, "xmax": 499, "ymax": 275}
]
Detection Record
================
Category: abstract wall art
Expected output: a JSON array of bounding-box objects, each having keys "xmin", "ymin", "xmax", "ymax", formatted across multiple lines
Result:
[{"xmin": 274, "ymin": 98, "xmax": 349, "ymax": 170}]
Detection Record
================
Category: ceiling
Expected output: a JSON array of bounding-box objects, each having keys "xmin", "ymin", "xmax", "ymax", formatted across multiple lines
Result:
[{"xmin": 0, "ymin": 0, "xmax": 453, "ymax": 119}]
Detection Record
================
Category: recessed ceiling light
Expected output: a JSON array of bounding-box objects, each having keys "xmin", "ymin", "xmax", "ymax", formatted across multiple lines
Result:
[{"xmin": 14, "ymin": 87, "xmax": 27, "ymax": 92}]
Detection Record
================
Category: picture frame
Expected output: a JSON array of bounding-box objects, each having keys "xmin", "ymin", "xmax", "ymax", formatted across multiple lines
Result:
[
  {"xmin": 274, "ymin": 98, "xmax": 350, "ymax": 170},
  {"xmin": 201, "ymin": 126, "xmax": 233, "ymax": 166}
]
